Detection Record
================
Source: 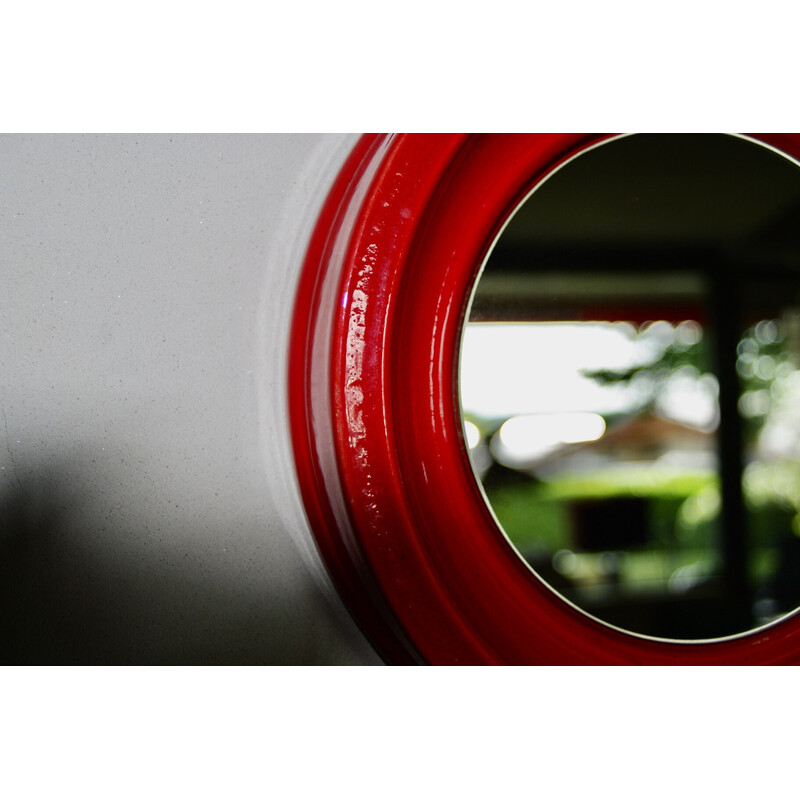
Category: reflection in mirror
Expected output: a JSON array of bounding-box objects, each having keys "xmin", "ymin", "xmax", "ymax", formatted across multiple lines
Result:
[{"xmin": 460, "ymin": 134, "xmax": 800, "ymax": 640}]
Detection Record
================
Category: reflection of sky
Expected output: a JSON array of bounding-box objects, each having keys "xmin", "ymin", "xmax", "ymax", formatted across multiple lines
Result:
[{"xmin": 459, "ymin": 322, "xmax": 645, "ymax": 419}]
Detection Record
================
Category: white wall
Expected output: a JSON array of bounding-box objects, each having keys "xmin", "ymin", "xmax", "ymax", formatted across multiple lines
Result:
[{"xmin": 0, "ymin": 133, "xmax": 381, "ymax": 664}]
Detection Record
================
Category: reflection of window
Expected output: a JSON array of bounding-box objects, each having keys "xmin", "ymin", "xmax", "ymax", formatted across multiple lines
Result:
[{"xmin": 460, "ymin": 134, "xmax": 800, "ymax": 640}]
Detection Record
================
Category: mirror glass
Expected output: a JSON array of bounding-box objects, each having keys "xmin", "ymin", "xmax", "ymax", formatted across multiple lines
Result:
[{"xmin": 460, "ymin": 133, "xmax": 800, "ymax": 639}]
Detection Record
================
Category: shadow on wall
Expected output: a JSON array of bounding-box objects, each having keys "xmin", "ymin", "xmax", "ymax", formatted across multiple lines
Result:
[{"xmin": 0, "ymin": 459, "xmax": 366, "ymax": 665}]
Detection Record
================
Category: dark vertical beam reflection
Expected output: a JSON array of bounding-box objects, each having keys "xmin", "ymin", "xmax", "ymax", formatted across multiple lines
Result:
[{"xmin": 710, "ymin": 264, "xmax": 752, "ymax": 632}]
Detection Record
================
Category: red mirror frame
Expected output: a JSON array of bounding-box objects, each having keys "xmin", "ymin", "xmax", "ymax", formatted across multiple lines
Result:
[{"xmin": 289, "ymin": 132, "xmax": 800, "ymax": 664}]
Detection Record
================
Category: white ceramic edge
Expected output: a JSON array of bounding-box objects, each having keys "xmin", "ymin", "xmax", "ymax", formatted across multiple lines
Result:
[{"xmin": 252, "ymin": 132, "xmax": 379, "ymax": 652}]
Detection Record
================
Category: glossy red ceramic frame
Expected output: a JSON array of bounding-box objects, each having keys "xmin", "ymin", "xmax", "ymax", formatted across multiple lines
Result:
[{"xmin": 290, "ymin": 133, "xmax": 800, "ymax": 664}]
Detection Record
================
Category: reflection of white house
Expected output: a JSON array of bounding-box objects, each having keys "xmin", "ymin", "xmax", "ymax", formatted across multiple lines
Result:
[
  {"xmin": 530, "ymin": 413, "xmax": 717, "ymax": 478},
  {"xmin": 588, "ymin": 414, "xmax": 714, "ymax": 461}
]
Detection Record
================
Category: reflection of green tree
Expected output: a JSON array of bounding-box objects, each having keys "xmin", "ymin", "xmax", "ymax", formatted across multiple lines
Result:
[
  {"xmin": 736, "ymin": 320, "xmax": 795, "ymax": 443},
  {"xmin": 584, "ymin": 318, "xmax": 794, "ymax": 443},
  {"xmin": 733, "ymin": 321, "xmax": 800, "ymax": 538},
  {"xmin": 582, "ymin": 320, "xmax": 710, "ymax": 418}
]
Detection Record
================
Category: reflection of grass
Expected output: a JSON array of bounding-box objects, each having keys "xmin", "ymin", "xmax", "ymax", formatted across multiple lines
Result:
[
  {"xmin": 488, "ymin": 491, "xmax": 567, "ymax": 553},
  {"xmin": 613, "ymin": 548, "xmax": 712, "ymax": 586},
  {"xmin": 486, "ymin": 469, "xmax": 715, "ymax": 553},
  {"xmin": 486, "ymin": 466, "xmax": 790, "ymax": 590},
  {"xmin": 540, "ymin": 469, "xmax": 714, "ymax": 500}
]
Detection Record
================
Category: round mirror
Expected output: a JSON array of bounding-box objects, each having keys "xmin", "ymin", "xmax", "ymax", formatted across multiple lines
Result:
[{"xmin": 460, "ymin": 133, "xmax": 800, "ymax": 640}]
